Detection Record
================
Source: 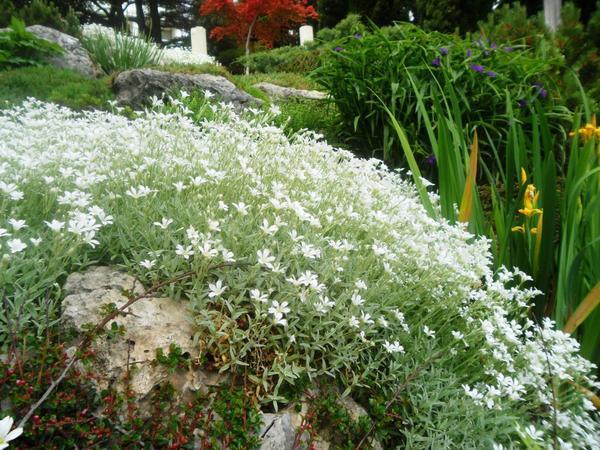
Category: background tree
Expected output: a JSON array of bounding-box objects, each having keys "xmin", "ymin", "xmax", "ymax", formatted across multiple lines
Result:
[{"xmin": 200, "ymin": 0, "xmax": 318, "ymax": 73}]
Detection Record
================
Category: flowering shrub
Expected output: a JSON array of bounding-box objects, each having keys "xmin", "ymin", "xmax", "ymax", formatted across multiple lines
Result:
[{"xmin": 0, "ymin": 98, "xmax": 598, "ymax": 447}]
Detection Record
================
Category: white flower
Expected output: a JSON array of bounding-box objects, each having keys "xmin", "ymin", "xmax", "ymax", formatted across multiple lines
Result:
[
  {"xmin": 256, "ymin": 249, "xmax": 275, "ymax": 267},
  {"xmin": 30, "ymin": 237, "xmax": 42, "ymax": 247},
  {"xmin": 8, "ymin": 219, "xmax": 26, "ymax": 230},
  {"xmin": 175, "ymin": 244, "xmax": 194, "ymax": 260},
  {"xmin": 349, "ymin": 316, "xmax": 360, "ymax": 328},
  {"xmin": 233, "ymin": 202, "xmax": 249, "ymax": 215},
  {"xmin": 451, "ymin": 330, "xmax": 465, "ymax": 340},
  {"xmin": 361, "ymin": 311, "xmax": 374, "ymax": 325},
  {"xmin": 140, "ymin": 259, "xmax": 156, "ymax": 269},
  {"xmin": 268, "ymin": 300, "xmax": 290, "ymax": 317},
  {"xmin": 173, "ymin": 181, "xmax": 186, "ymax": 192},
  {"xmin": 355, "ymin": 279, "xmax": 367, "ymax": 290},
  {"xmin": 7, "ymin": 239, "xmax": 26, "ymax": 254},
  {"xmin": 260, "ymin": 219, "xmax": 279, "ymax": 235},
  {"xmin": 0, "ymin": 228, "xmax": 9, "ymax": 238},
  {"xmin": 153, "ymin": 218, "xmax": 173, "ymax": 229},
  {"xmin": 125, "ymin": 185, "xmax": 155, "ymax": 198},
  {"xmin": 208, "ymin": 279, "xmax": 227, "ymax": 298},
  {"xmin": 249, "ymin": 289, "xmax": 268, "ymax": 303},
  {"xmin": 383, "ymin": 340, "xmax": 405, "ymax": 354},
  {"xmin": 377, "ymin": 316, "xmax": 389, "ymax": 328},
  {"xmin": 423, "ymin": 326, "xmax": 436, "ymax": 338},
  {"xmin": 208, "ymin": 220, "xmax": 221, "ymax": 232},
  {"xmin": 351, "ymin": 292, "xmax": 364, "ymax": 306},
  {"xmin": 0, "ymin": 416, "xmax": 23, "ymax": 448},
  {"xmin": 204, "ymin": 90, "xmax": 215, "ymax": 99},
  {"xmin": 269, "ymin": 104, "xmax": 281, "ymax": 116}
]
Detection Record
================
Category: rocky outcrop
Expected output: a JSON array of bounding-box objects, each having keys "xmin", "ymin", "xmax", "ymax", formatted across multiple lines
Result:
[
  {"xmin": 254, "ymin": 82, "xmax": 327, "ymax": 101},
  {"xmin": 25, "ymin": 25, "xmax": 100, "ymax": 78},
  {"xmin": 61, "ymin": 266, "xmax": 225, "ymax": 403},
  {"xmin": 112, "ymin": 69, "xmax": 262, "ymax": 109}
]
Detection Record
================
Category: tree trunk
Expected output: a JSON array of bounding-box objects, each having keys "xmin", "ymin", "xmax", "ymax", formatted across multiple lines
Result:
[
  {"xmin": 134, "ymin": 0, "xmax": 147, "ymax": 37},
  {"xmin": 544, "ymin": 0, "xmax": 561, "ymax": 32},
  {"xmin": 244, "ymin": 17, "xmax": 258, "ymax": 75},
  {"xmin": 148, "ymin": 0, "xmax": 162, "ymax": 44}
]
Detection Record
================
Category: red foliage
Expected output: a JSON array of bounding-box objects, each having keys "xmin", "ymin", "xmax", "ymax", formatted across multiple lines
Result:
[{"xmin": 200, "ymin": 0, "xmax": 318, "ymax": 48}]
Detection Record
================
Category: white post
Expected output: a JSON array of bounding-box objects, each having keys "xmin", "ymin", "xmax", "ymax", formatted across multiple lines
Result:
[
  {"xmin": 191, "ymin": 26, "xmax": 208, "ymax": 55},
  {"xmin": 544, "ymin": 0, "xmax": 561, "ymax": 32},
  {"xmin": 299, "ymin": 25, "xmax": 314, "ymax": 46}
]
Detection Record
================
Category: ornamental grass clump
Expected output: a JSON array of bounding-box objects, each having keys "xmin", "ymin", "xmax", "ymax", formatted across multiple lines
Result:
[{"xmin": 0, "ymin": 98, "xmax": 598, "ymax": 447}]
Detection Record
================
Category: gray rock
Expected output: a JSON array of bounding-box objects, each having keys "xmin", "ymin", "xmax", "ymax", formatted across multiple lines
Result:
[
  {"xmin": 254, "ymin": 82, "xmax": 327, "ymax": 101},
  {"xmin": 25, "ymin": 25, "xmax": 100, "ymax": 78},
  {"xmin": 113, "ymin": 69, "xmax": 262, "ymax": 110},
  {"xmin": 259, "ymin": 412, "xmax": 297, "ymax": 450},
  {"xmin": 61, "ymin": 266, "xmax": 225, "ymax": 403}
]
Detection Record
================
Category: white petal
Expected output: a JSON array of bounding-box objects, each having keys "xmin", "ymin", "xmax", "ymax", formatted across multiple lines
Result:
[{"xmin": 0, "ymin": 416, "xmax": 13, "ymax": 437}]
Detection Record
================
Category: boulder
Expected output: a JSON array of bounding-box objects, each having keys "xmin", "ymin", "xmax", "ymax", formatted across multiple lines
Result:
[
  {"xmin": 253, "ymin": 82, "xmax": 327, "ymax": 101},
  {"xmin": 25, "ymin": 25, "xmax": 100, "ymax": 78},
  {"xmin": 112, "ymin": 69, "xmax": 262, "ymax": 110},
  {"xmin": 61, "ymin": 266, "xmax": 225, "ymax": 403}
]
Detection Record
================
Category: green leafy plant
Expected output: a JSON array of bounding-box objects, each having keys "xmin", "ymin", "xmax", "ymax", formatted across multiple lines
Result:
[
  {"xmin": 81, "ymin": 25, "xmax": 163, "ymax": 74},
  {"xmin": 238, "ymin": 45, "xmax": 322, "ymax": 74},
  {"xmin": 0, "ymin": 17, "xmax": 63, "ymax": 70},
  {"xmin": 0, "ymin": 0, "xmax": 80, "ymax": 36},
  {"xmin": 313, "ymin": 22, "xmax": 565, "ymax": 166}
]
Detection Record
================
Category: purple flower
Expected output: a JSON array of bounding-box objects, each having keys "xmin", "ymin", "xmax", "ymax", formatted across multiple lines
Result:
[
  {"xmin": 486, "ymin": 70, "xmax": 497, "ymax": 78},
  {"xmin": 532, "ymin": 82, "xmax": 548, "ymax": 99},
  {"xmin": 334, "ymin": 46, "xmax": 344, "ymax": 52},
  {"xmin": 470, "ymin": 64, "xmax": 485, "ymax": 73},
  {"xmin": 517, "ymin": 99, "xmax": 528, "ymax": 108},
  {"xmin": 503, "ymin": 46, "xmax": 513, "ymax": 52},
  {"xmin": 426, "ymin": 154, "xmax": 437, "ymax": 166},
  {"xmin": 354, "ymin": 33, "xmax": 362, "ymax": 39},
  {"xmin": 431, "ymin": 57, "xmax": 441, "ymax": 68},
  {"xmin": 440, "ymin": 47, "xmax": 449, "ymax": 56},
  {"xmin": 491, "ymin": 42, "xmax": 497, "ymax": 50},
  {"xmin": 466, "ymin": 49, "xmax": 472, "ymax": 58}
]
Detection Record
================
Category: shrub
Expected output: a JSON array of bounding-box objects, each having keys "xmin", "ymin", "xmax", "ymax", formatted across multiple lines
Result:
[
  {"xmin": 0, "ymin": 98, "xmax": 598, "ymax": 447},
  {"xmin": 238, "ymin": 45, "xmax": 322, "ymax": 74},
  {"xmin": 314, "ymin": 13, "xmax": 366, "ymax": 45},
  {"xmin": 0, "ymin": 17, "xmax": 63, "ymax": 71},
  {"xmin": 313, "ymin": 22, "xmax": 565, "ymax": 165},
  {"xmin": 0, "ymin": 65, "xmax": 113, "ymax": 109},
  {"xmin": 0, "ymin": 0, "xmax": 80, "ymax": 36}
]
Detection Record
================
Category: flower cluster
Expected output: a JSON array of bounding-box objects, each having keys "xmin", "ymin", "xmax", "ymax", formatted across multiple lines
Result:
[{"xmin": 0, "ymin": 98, "xmax": 598, "ymax": 447}]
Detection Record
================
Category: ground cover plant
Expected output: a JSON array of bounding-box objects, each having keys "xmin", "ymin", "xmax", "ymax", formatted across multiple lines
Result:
[
  {"xmin": 0, "ymin": 65, "xmax": 113, "ymax": 109},
  {"xmin": 0, "ymin": 97, "xmax": 599, "ymax": 447}
]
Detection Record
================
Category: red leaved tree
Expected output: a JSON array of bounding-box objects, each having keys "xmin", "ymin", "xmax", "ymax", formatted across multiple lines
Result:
[{"xmin": 200, "ymin": 0, "xmax": 318, "ymax": 73}]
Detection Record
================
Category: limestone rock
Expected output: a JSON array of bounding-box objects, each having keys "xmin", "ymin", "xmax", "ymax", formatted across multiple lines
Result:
[
  {"xmin": 253, "ymin": 82, "xmax": 327, "ymax": 101},
  {"xmin": 112, "ymin": 69, "xmax": 262, "ymax": 110},
  {"xmin": 25, "ymin": 25, "xmax": 100, "ymax": 78},
  {"xmin": 61, "ymin": 266, "xmax": 224, "ymax": 402}
]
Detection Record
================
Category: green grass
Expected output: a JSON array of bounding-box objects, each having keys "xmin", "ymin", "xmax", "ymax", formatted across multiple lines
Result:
[
  {"xmin": 156, "ymin": 62, "xmax": 233, "ymax": 80},
  {"xmin": 233, "ymin": 72, "xmax": 322, "ymax": 91},
  {"xmin": 0, "ymin": 65, "xmax": 113, "ymax": 109}
]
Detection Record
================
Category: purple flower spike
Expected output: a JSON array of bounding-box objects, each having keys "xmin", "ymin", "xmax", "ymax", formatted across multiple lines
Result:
[
  {"xmin": 466, "ymin": 49, "xmax": 472, "ymax": 57},
  {"xmin": 539, "ymin": 88, "xmax": 547, "ymax": 99},
  {"xmin": 431, "ymin": 57, "xmax": 441, "ymax": 67},
  {"xmin": 486, "ymin": 70, "xmax": 497, "ymax": 78},
  {"xmin": 440, "ymin": 47, "xmax": 449, "ymax": 56},
  {"xmin": 426, "ymin": 154, "xmax": 437, "ymax": 166},
  {"xmin": 517, "ymin": 99, "xmax": 528, "ymax": 108},
  {"xmin": 504, "ymin": 46, "xmax": 513, "ymax": 52},
  {"xmin": 334, "ymin": 46, "xmax": 344, "ymax": 52},
  {"xmin": 491, "ymin": 42, "xmax": 497, "ymax": 49},
  {"xmin": 470, "ymin": 64, "xmax": 484, "ymax": 73}
]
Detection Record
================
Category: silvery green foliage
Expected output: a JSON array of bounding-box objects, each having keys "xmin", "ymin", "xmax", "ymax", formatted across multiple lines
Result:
[{"xmin": 0, "ymin": 98, "xmax": 598, "ymax": 447}]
